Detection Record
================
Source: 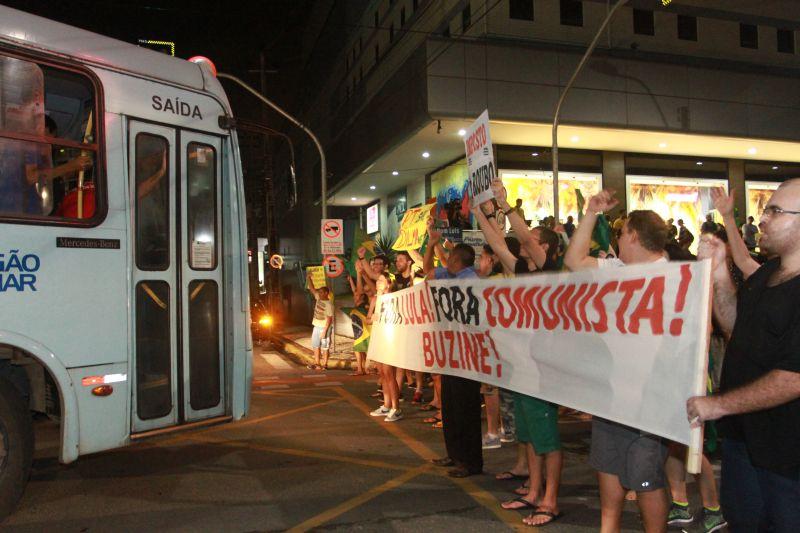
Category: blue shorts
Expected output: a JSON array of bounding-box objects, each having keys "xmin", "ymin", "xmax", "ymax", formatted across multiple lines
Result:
[{"xmin": 311, "ymin": 325, "xmax": 332, "ymax": 350}]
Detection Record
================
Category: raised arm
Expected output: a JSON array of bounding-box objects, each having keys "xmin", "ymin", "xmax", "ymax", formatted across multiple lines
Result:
[
  {"xmin": 564, "ymin": 190, "xmax": 618, "ymax": 271},
  {"xmin": 697, "ymin": 233, "xmax": 738, "ymax": 340},
  {"xmin": 491, "ymin": 179, "xmax": 547, "ymax": 269},
  {"xmin": 423, "ymin": 220, "xmax": 441, "ymax": 278},
  {"xmin": 472, "ymin": 203, "xmax": 517, "ymax": 273},
  {"xmin": 711, "ymin": 187, "xmax": 760, "ymax": 279}
]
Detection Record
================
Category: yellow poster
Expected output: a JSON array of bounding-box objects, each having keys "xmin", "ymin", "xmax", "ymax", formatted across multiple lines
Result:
[
  {"xmin": 392, "ymin": 203, "xmax": 435, "ymax": 251},
  {"xmin": 306, "ymin": 266, "xmax": 327, "ymax": 289}
]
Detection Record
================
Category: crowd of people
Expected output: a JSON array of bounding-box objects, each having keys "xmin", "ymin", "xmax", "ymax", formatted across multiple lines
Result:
[{"xmin": 304, "ymin": 178, "xmax": 800, "ymax": 531}]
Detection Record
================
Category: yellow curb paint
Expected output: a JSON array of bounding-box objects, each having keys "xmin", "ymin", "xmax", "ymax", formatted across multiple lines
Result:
[{"xmin": 285, "ymin": 464, "xmax": 432, "ymax": 533}]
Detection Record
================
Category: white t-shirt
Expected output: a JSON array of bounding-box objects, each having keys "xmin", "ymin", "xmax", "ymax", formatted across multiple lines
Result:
[
  {"xmin": 312, "ymin": 296, "xmax": 334, "ymax": 328},
  {"xmin": 597, "ymin": 255, "xmax": 668, "ymax": 269}
]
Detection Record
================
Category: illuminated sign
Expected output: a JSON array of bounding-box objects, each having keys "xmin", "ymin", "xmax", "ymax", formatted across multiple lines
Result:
[
  {"xmin": 138, "ymin": 39, "xmax": 176, "ymax": 56},
  {"xmin": 366, "ymin": 204, "xmax": 379, "ymax": 234}
]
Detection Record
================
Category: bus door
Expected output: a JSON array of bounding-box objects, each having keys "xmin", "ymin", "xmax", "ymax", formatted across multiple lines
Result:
[{"xmin": 129, "ymin": 120, "xmax": 225, "ymax": 433}]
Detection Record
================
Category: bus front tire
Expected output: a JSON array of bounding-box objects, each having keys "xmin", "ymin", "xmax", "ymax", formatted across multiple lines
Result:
[{"xmin": 0, "ymin": 376, "xmax": 33, "ymax": 521}]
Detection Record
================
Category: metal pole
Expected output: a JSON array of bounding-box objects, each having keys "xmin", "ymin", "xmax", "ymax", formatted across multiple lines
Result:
[
  {"xmin": 552, "ymin": 0, "xmax": 630, "ymax": 222},
  {"xmin": 218, "ymin": 73, "xmax": 328, "ymax": 218}
]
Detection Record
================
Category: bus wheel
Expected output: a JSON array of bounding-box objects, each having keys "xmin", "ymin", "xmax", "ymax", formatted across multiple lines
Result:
[{"xmin": 0, "ymin": 376, "xmax": 33, "ymax": 521}]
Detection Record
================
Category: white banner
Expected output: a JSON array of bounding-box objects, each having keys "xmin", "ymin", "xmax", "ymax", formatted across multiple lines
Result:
[
  {"xmin": 367, "ymin": 261, "xmax": 711, "ymax": 445},
  {"xmin": 464, "ymin": 110, "xmax": 496, "ymax": 206}
]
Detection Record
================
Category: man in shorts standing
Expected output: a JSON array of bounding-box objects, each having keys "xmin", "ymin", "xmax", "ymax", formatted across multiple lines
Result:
[
  {"xmin": 305, "ymin": 272, "xmax": 334, "ymax": 371},
  {"xmin": 565, "ymin": 190, "xmax": 670, "ymax": 533}
]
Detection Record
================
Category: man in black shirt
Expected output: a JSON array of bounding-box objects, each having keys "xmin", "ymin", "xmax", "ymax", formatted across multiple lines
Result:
[{"xmin": 687, "ymin": 178, "xmax": 800, "ymax": 531}]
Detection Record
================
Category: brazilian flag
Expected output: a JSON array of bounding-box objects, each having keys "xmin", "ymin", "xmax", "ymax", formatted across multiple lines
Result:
[
  {"xmin": 346, "ymin": 226, "xmax": 379, "ymax": 279},
  {"xmin": 343, "ymin": 305, "xmax": 370, "ymax": 352},
  {"xmin": 575, "ymin": 188, "xmax": 612, "ymax": 257}
]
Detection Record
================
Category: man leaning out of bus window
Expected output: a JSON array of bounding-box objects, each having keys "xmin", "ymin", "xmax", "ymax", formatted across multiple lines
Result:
[{"xmin": 306, "ymin": 272, "xmax": 334, "ymax": 371}]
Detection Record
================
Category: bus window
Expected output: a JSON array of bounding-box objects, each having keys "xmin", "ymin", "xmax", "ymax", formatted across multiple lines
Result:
[
  {"xmin": 188, "ymin": 280, "xmax": 221, "ymax": 410},
  {"xmin": 0, "ymin": 54, "xmax": 98, "ymax": 221},
  {"xmin": 186, "ymin": 142, "xmax": 217, "ymax": 270},
  {"xmin": 135, "ymin": 281, "xmax": 172, "ymax": 420},
  {"xmin": 135, "ymin": 134, "xmax": 169, "ymax": 270}
]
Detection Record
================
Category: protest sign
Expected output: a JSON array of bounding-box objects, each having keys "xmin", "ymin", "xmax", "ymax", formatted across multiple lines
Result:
[
  {"xmin": 392, "ymin": 203, "xmax": 436, "ymax": 251},
  {"xmin": 464, "ymin": 110, "xmax": 495, "ymax": 206},
  {"xmin": 305, "ymin": 266, "xmax": 326, "ymax": 289},
  {"xmin": 368, "ymin": 260, "xmax": 711, "ymax": 447}
]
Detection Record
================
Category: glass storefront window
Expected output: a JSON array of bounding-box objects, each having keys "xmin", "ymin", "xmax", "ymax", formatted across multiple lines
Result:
[
  {"xmin": 627, "ymin": 176, "xmax": 728, "ymax": 253},
  {"xmin": 499, "ymin": 170, "xmax": 602, "ymax": 226},
  {"xmin": 745, "ymin": 181, "xmax": 779, "ymax": 226}
]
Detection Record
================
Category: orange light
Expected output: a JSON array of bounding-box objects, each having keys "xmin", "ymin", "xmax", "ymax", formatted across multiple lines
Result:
[
  {"xmin": 82, "ymin": 376, "xmax": 104, "ymax": 386},
  {"xmin": 188, "ymin": 56, "xmax": 217, "ymax": 77},
  {"xmin": 258, "ymin": 315, "xmax": 273, "ymax": 327},
  {"xmin": 91, "ymin": 385, "xmax": 113, "ymax": 397}
]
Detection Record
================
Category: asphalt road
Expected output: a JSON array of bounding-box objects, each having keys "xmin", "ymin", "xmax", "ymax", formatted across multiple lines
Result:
[{"xmin": 5, "ymin": 345, "xmax": 716, "ymax": 532}]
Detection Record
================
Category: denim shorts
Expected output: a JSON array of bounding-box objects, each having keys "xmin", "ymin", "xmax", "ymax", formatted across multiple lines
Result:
[{"xmin": 311, "ymin": 325, "xmax": 332, "ymax": 350}]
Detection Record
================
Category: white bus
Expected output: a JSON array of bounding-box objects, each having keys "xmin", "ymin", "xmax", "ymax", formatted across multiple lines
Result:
[{"xmin": 0, "ymin": 7, "xmax": 252, "ymax": 517}]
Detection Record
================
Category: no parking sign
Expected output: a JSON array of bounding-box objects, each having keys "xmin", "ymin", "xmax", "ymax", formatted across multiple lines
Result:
[
  {"xmin": 321, "ymin": 219, "xmax": 344, "ymax": 255},
  {"xmin": 323, "ymin": 255, "xmax": 345, "ymax": 278}
]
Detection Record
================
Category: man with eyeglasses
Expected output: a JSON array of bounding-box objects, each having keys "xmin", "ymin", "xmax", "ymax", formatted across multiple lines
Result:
[{"xmin": 688, "ymin": 179, "xmax": 800, "ymax": 531}]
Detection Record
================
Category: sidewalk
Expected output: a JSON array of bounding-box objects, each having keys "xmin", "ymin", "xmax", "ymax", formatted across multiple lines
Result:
[{"xmin": 271, "ymin": 325, "xmax": 356, "ymax": 370}]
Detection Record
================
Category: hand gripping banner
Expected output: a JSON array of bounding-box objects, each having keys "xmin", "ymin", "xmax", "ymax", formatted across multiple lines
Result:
[{"xmin": 368, "ymin": 261, "xmax": 712, "ymax": 446}]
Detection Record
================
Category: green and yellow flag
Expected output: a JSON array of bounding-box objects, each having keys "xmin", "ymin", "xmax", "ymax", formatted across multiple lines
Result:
[{"xmin": 575, "ymin": 188, "xmax": 612, "ymax": 257}]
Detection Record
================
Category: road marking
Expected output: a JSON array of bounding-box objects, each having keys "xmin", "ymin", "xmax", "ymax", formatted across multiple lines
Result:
[
  {"xmin": 314, "ymin": 381, "xmax": 343, "ymax": 387},
  {"xmin": 189, "ymin": 434, "xmax": 412, "ymax": 474},
  {"xmin": 335, "ymin": 386, "xmax": 523, "ymax": 530},
  {"xmin": 252, "ymin": 390, "xmax": 339, "ymax": 400},
  {"xmin": 301, "ymin": 374, "xmax": 327, "ymax": 379},
  {"xmin": 255, "ymin": 384, "xmax": 290, "ymax": 390},
  {"xmin": 286, "ymin": 463, "xmax": 432, "ymax": 533},
  {"xmin": 260, "ymin": 353, "xmax": 293, "ymax": 369}
]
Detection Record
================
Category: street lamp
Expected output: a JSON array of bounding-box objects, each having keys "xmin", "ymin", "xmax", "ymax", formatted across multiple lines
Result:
[
  {"xmin": 552, "ymin": 0, "xmax": 631, "ymax": 222},
  {"xmin": 218, "ymin": 73, "xmax": 329, "ymax": 218}
]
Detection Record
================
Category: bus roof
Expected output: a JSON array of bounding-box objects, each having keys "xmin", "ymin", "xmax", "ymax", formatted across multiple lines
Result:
[{"xmin": 0, "ymin": 5, "xmax": 220, "ymax": 97}]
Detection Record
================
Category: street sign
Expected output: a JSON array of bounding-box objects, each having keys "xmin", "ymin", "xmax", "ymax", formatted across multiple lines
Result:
[
  {"xmin": 323, "ymin": 255, "xmax": 345, "ymax": 278},
  {"xmin": 321, "ymin": 218, "xmax": 344, "ymax": 255}
]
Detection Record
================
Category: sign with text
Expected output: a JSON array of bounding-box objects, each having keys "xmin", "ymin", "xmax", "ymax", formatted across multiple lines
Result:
[
  {"xmin": 323, "ymin": 255, "xmax": 345, "ymax": 278},
  {"xmin": 306, "ymin": 266, "xmax": 327, "ymax": 288},
  {"xmin": 321, "ymin": 219, "xmax": 344, "ymax": 255},
  {"xmin": 392, "ymin": 203, "xmax": 436, "ymax": 251},
  {"xmin": 441, "ymin": 227, "xmax": 463, "ymax": 243},
  {"xmin": 464, "ymin": 110, "xmax": 496, "ymax": 207},
  {"xmin": 368, "ymin": 261, "xmax": 711, "ymax": 446}
]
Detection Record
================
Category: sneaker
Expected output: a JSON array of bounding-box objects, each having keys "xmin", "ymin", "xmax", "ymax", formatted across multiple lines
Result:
[
  {"xmin": 482, "ymin": 433, "xmax": 501, "ymax": 450},
  {"xmin": 385, "ymin": 408, "xmax": 403, "ymax": 422},
  {"xmin": 701, "ymin": 508, "xmax": 727, "ymax": 533},
  {"xmin": 370, "ymin": 406, "xmax": 390, "ymax": 417},
  {"xmin": 499, "ymin": 430, "xmax": 515, "ymax": 443},
  {"xmin": 412, "ymin": 391, "xmax": 423, "ymax": 404},
  {"xmin": 667, "ymin": 502, "xmax": 694, "ymax": 526}
]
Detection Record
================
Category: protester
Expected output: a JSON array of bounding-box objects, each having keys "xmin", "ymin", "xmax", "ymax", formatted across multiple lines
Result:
[
  {"xmin": 666, "ymin": 218, "xmax": 678, "ymax": 242},
  {"xmin": 687, "ymin": 179, "xmax": 800, "ymax": 531},
  {"xmin": 391, "ymin": 250, "xmax": 425, "ymax": 404},
  {"xmin": 304, "ymin": 272, "xmax": 334, "ymax": 371},
  {"xmin": 564, "ymin": 190, "xmax": 671, "ymax": 533},
  {"xmin": 423, "ymin": 222, "xmax": 483, "ymax": 477},
  {"xmin": 563, "ymin": 215, "xmax": 575, "ymax": 239}
]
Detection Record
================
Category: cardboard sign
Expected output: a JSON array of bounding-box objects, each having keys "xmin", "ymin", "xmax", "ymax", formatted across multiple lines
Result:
[
  {"xmin": 306, "ymin": 266, "xmax": 327, "ymax": 288},
  {"xmin": 392, "ymin": 203, "xmax": 436, "ymax": 251},
  {"xmin": 464, "ymin": 110, "xmax": 496, "ymax": 207},
  {"xmin": 368, "ymin": 260, "xmax": 712, "ymax": 447},
  {"xmin": 323, "ymin": 255, "xmax": 345, "ymax": 278},
  {"xmin": 321, "ymin": 219, "xmax": 344, "ymax": 255}
]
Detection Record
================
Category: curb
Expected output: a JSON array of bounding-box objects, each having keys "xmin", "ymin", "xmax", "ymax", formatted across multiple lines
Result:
[{"xmin": 269, "ymin": 333, "xmax": 356, "ymax": 370}]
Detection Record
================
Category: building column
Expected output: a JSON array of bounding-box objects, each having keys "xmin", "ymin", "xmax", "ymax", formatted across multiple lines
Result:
[
  {"xmin": 602, "ymin": 151, "xmax": 626, "ymax": 214},
  {"xmin": 728, "ymin": 159, "xmax": 746, "ymax": 222}
]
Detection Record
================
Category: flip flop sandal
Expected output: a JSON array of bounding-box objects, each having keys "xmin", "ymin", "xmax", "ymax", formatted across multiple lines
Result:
[
  {"xmin": 496, "ymin": 471, "xmax": 529, "ymax": 481},
  {"xmin": 523, "ymin": 510, "xmax": 562, "ymax": 527},
  {"xmin": 419, "ymin": 403, "xmax": 438, "ymax": 411},
  {"xmin": 423, "ymin": 416, "xmax": 441, "ymax": 424},
  {"xmin": 501, "ymin": 497, "xmax": 537, "ymax": 511},
  {"xmin": 431, "ymin": 421, "xmax": 443, "ymax": 429},
  {"xmin": 513, "ymin": 485, "xmax": 530, "ymax": 496}
]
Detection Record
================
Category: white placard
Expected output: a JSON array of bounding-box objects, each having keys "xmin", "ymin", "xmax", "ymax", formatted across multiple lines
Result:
[
  {"xmin": 191, "ymin": 240, "xmax": 214, "ymax": 269},
  {"xmin": 464, "ymin": 110, "xmax": 496, "ymax": 207}
]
